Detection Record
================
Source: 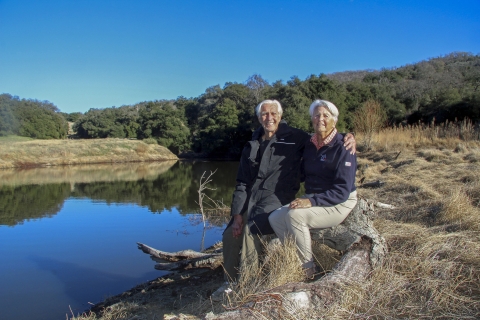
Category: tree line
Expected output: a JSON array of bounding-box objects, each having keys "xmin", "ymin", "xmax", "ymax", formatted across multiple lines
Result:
[{"xmin": 1, "ymin": 52, "xmax": 479, "ymax": 157}]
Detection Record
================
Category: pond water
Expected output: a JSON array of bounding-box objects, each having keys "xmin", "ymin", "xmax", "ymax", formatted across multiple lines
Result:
[{"xmin": 0, "ymin": 160, "xmax": 238, "ymax": 320}]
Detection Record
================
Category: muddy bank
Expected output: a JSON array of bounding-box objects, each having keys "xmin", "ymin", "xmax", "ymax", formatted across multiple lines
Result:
[{"xmin": 85, "ymin": 267, "xmax": 225, "ymax": 319}]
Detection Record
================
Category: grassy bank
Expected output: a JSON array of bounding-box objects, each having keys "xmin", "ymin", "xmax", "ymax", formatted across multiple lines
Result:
[
  {"xmin": 0, "ymin": 137, "xmax": 178, "ymax": 169},
  {"xmin": 71, "ymin": 127, "xmax": 480, "ymax": 319}
]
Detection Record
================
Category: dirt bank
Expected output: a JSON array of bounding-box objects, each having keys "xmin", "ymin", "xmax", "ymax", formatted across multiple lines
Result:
[{"xmin": 84, "ymin": 267, "xmax": 225, "ymax": 319}]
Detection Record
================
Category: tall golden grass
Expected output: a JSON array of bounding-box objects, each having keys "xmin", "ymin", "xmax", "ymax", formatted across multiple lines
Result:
[
  {"xmin": 0, "ymin": 138, "xmax": 177, "ymax": 169},
  {"xmin": 366, "ymin": 118, "xmax": 479, "ymax": 152}
]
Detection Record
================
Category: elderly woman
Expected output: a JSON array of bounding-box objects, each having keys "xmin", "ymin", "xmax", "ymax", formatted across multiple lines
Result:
[{"xmin": 268, "ymin": 99, "xmax": 357, "ymax": 278}]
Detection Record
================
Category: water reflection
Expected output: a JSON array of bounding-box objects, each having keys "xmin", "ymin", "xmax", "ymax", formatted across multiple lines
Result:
[
  {"xmin": 0, "ymin": 160, "xmax": 239, "ymax": 226},
  {"xmin": 0, "ymin": 160, "xmax": 238, "ymax": 320},
  {"xmin": 0, "ymin": 161, "xmax": 177, "ymax": 186},
  {"xmin": 29, "ymin": 255, "xmax": 159, "ymax": 311}
]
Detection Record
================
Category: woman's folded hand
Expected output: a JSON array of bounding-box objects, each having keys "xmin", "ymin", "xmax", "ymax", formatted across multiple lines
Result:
[{"xmin": 289, "ymin": 198, "xmax": 312, "ymax": 209}]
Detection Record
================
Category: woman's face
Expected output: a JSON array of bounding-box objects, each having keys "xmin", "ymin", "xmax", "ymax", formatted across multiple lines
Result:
[{"xmin": 312, "ymin": 106, "xmax": 336, "ymax": 135}]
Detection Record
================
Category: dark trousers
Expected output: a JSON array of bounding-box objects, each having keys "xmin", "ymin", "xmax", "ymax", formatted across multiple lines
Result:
[{"xmin": 222, "ymin": 210, "xmax": 263, "ymax": 283}]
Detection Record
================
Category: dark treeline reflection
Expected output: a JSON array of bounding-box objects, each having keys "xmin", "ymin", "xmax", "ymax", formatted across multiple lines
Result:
[
  {"xmin": 0, "ymin": 183, "xmax": 71, "ymax": 226},
  {"xmin": 0, "ymin": 161, "xmax": 239, "ymax": 226}
]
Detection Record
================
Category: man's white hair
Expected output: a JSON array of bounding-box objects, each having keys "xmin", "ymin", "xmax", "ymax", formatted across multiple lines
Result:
[
  {"xmin": 255, "ymin": 100, "xmax": 283, "ymax": 117},
  {"xmin": 309, "ymin": 99, "xmax": 339, "ymax": 123}
]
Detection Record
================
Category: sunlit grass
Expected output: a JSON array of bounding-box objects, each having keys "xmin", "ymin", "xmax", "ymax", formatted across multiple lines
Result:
[
  {"xmin": 0, "ymin": 135, "xmax": 33, "ymax": 142},
  {"xmin": 0, "ymin": 138, "xmax": 177, "ymax": 169}
]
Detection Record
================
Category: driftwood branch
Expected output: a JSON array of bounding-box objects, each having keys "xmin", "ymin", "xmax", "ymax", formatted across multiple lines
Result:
[
  {"xmin": 375, "ymin": 201, "xmax": 396, "ymax": 209},
  {"xmin": 359, "ymin": 180, "xmax": 385, "ymax": 188},
  {"xmin": 136, "ymin": 242, "xmax": 222, "ymax": 270}
]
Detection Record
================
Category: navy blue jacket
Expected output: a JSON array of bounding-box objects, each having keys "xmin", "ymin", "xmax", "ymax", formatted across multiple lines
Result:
[{"xmin": 303, "ymin": 132, "xmax": 357, "ymax": 206}]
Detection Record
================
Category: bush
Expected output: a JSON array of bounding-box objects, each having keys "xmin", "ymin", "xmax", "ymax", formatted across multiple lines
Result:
[{"xmin": 143, "ymin": 138, "xmax": 158, "ymax": 145}]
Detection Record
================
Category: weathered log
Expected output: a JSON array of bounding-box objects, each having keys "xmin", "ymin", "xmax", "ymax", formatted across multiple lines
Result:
[
  {"xmin": 204, "ymin": 238, "xmax": 375, "ymax": 319},
  {"xmin": 139, "ymin": 198, "xmax": 388, "ymax": 318},
  {"xmin": 138, "ymin": 198, "xmax": 386, "ymax": 270},
  {"xmin": 310, "ymin": 197, "xmax": 387, "ymax": 268}
]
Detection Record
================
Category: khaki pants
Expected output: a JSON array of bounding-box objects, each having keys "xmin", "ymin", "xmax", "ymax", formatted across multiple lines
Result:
[
  {"xmin": 268, "ymin": 191, "xmax": 357, "ymax": 269},
  {"xmin": 222, "ymin": 211, "xmax": 263, "ymax": 283}
]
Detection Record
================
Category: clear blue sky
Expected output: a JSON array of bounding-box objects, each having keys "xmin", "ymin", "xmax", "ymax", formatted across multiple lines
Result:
[{"xmin": 1, "ymin": 0, "xmax": 479, "ymax": 114}]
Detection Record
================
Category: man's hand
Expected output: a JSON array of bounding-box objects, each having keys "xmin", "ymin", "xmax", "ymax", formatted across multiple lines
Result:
[
  {"xmin": 289, "ymin": 198, "xmax": 312, "ymax": 209},
  {"xmin": 344, "ymin": 133, "xmax": 356, "ymax": 155},
  {"xmin": 232, "ymin": 214, "xmax": 244, "ymax": 238}
]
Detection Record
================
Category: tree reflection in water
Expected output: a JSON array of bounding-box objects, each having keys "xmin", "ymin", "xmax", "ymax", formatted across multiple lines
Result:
[{"xmin": 0, "ymin": 161, "xmax": 239, "ymax": 227}]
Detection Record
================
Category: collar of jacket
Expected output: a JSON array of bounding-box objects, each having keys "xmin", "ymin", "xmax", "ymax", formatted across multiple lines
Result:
[
  {"xmin": 251, "ymin": 120, "xmax": 291, "ymax": 141},
  {"xmin": 248, "ymin": 120, "xmax": 291, "ymax": 165}
]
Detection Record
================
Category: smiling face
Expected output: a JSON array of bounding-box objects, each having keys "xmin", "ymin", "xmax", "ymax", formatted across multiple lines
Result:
[
  {"xmin": 258, "ymin": 103, "xmax": 282, "ymax": 139},
  {"xmin": 312, "ymin": 106, "xmax": 336, "ymax": 138}
]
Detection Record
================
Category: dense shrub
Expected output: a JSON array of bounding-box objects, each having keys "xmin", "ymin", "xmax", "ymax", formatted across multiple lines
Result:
[{"xmin": 0, "ymin": 94, "xmax": 67, "ymax": 139}]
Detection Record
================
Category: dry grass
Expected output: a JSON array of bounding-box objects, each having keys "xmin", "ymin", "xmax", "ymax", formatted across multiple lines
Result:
[
  {"xmin": 319, "ymin": 221, "xmax": 480, "ymax": 319},
  {"xmin": 330, "ymin": 125, "xmax": 480, "ymax": 319},
  {"xmin": 218, "ymin": 237, "xmax": 311, "ymax": 319},
  {"xmin": 70, "ymin": 125, "xmax": 480, "ymax": 319},
  {"xmin": 0, "ymin": 138, "xmax": 177, "ymax": 169},
  {"xmin": 69, "ymin": 301, "xmax": 142, "ymax": 320},
  {"xmin": 361, "ymin": 118, "xmax": 480, "ymax": 153}
]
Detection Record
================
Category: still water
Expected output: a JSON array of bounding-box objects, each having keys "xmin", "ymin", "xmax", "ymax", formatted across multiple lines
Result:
[{"xmin": 0, "ymin": 160, "xmax": 238, "ymax": 320}]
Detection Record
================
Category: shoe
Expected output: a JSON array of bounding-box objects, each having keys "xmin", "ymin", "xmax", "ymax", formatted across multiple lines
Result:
[
  {"xmin": 211, "ymin": 282, "xmax": 233, "ymax": 301},
  {"xmin": 304, "ymin": 265, "xmax": 320, "ymax": 280}
]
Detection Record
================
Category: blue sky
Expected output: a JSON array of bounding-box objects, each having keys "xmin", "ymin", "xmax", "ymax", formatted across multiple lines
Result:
[{"xmin": 1, "ymin": 0, "xmax": 479, "ymax": 114}]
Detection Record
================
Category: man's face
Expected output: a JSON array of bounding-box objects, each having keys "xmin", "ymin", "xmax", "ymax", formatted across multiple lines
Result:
[
  {"xmin": 258, "ymin": 103, "xmax": 281, "ymax": 136},
  {"xmin": 312, "ymin": 106, "xmax": 336, "ymax": 135}
]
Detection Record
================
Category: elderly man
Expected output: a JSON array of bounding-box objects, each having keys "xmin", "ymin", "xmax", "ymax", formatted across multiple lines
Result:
[{"xmin": 212, "ymin": 99, "xmax": 355, "ymax": 299}]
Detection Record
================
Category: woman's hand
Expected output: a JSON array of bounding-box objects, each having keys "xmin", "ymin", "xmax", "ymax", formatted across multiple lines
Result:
[
  {"xmin": 289, "ymin": 198, "xmax": 312, "ymax": 209},
  {"xmin": 232, "ymin": 214, "xmax": 244, "ymax": 238}
]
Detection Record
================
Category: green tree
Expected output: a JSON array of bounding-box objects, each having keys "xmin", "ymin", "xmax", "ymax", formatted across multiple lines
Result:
[
  {"xmin": 199, "ymin": 98, "xmax": 240, "ymax": 155},
  {"xmin": 14, "ymin": 99, "xmax": 68, "ymax": 139},
  {"xmin": 138, "ymin": 102, "xmax": 190, "ymax": 154}
]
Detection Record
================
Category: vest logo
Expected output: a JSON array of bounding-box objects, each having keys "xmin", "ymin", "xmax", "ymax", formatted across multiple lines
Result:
[
  {"xmin": 320, "ymin": 154, "xmax": 326, "ymax": 161},
  {"xmin": 345, "ymin": 161, "xmax": 351, "ymax": 167}
]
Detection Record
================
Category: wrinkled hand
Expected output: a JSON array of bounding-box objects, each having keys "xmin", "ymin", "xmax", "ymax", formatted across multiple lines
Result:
[
  {"xmin": 232, "ymin": 215, "xmax": 244, "ymax": 238},
  {"xmin": 344, "ymin": 133, "xmax": 356, "ymax": 155},
  {"xmin": 289, "ymin": 198, "xmax": 312, "ymax": 209}
]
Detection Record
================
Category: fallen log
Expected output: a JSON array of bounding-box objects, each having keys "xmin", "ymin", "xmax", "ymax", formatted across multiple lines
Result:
[
  {"xmin": 310, "ymin": 196, "xmax": 387, "ymax": 268},
  {"xmin": 202, "ymin": 198, "xmax": 387, "ymax": 319},
  {"xmin": 138, "ymin": 198, "xmax": 388, "ymax": 318},
  {"xmin": 203, "ymin": 238, "xmax": 373, "ymax": 319}
]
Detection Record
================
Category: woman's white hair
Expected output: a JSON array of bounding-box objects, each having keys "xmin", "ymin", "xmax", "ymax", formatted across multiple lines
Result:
[
  {"xmin": 255, "ymin": 99, "xmax": 283, "ymax": 117},
  {"xmin": 309, "ymin": 99, "xmax": 339, "ymax": 122}
]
